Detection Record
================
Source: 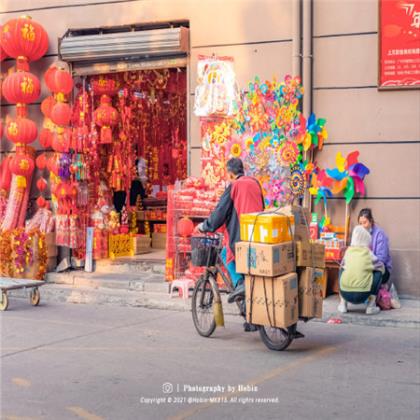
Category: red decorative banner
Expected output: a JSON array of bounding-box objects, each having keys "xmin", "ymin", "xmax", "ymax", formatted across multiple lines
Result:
[{"xmin": 379, "ymin": 0, "xmax": 420, "ymax": 88}]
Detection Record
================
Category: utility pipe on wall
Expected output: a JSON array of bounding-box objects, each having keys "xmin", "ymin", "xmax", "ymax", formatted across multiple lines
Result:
[
  {"xmin": 302, "ymin": 0, "xmax": 313, "ymax": 209},
  {"xmin": 292, "ymin": 0, "xmax": 302, "ymax": 78},
  {"xmin": 302, "ymin": 0, "xmax": 313, "ymax": 119}
]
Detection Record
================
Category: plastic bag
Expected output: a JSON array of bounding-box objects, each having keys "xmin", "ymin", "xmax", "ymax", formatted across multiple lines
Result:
[{"xmin": 377, "ymin": 286, "xmax": 392, "ymax": 310}]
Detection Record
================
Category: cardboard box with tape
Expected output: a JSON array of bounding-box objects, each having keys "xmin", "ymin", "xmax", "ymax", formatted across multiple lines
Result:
[
  {"xmin": 298, "ymin": 267, "xmax": 324, "ymax": 318},
  {"xmin": 245, "ymin": 273, "xmax": 299, "ymax": 328},
  {"xmin": 235, "ymin": 241, "xmax": 295, "ymax": 277},
  {"xmin": 296, "ymin": 241, "xmax": 326, "ymax": 268},
  {"xmin": 152, "ymin": 232, "xmax": 167, "ymax": 249}
]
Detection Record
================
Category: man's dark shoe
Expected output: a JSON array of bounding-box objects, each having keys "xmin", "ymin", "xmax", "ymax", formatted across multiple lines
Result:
[
  {"xmin": 227, "ymin": 283, "xmax": 245, "ymax": 303},
  {"xmin": 243, "ymin": 322, "xmax": 259, "ymax": 332}
]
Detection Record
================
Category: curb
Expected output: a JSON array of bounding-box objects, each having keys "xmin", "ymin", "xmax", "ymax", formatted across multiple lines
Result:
[{"xmin": 6, "ymin": 283, "xmax": 419, "ymax": 329}]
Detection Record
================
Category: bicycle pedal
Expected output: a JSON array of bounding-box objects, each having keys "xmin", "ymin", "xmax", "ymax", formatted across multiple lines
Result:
[{"xmin": 293, "ymin": 330, "xmax": 305, "ymax": 339}]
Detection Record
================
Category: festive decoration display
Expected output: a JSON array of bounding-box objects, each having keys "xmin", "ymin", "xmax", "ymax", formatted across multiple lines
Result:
[{"xmin": 194, "ymin": 55, "xmax": 239, "ymax": 117}]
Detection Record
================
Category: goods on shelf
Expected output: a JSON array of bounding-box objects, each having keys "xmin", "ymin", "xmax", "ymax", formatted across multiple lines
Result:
[{"xmin": 165, "ymin": 178, "xmax": 222, "ymax": 282}]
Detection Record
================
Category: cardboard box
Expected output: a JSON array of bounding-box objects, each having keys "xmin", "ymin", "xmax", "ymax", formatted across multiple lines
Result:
[
  {"xmin": 46, "ymin": 256, "xmax": 57, "ymax": 273},
  {"xmin": 152, "ymin": 233, "xmax": 167, "ymax": 249},
  {"xmin": 319, "ymin": 269, "xmax": 328, "ymax": 298},
  {"xmin": 235, "ymin": 241, "xmax": 295, "ymax": 277},
  {"xmin": 325, "ymin": 247, "xmax": 346, "ymax": 261},
  {"xmin": 240, "ymin": 210, "xmax": 295, "ymax": 244},
  {"xmin": 296, "ymin": 242, "xmax": 325, "ymax": 268},
  {"xmin": 278, "ymin": 205, "xmax": 310, "ymax": 242},
  {"xmin": 296, "ymin": 241, "xmax": 312, "ymax": 267},
  {"xmin": 132, "ymin": 235, "xmax": 152, "ymax": 255},
  {"xmin": 298, "ymin": 267, "xmax": 324, "ymax": 318},
  {"xmin": 312, "ymin": 242, "xmax": 326, "ymax": 268},
  {"xmin": 245, "ymin": 273, "xmax": 298, "ymax": 328}
]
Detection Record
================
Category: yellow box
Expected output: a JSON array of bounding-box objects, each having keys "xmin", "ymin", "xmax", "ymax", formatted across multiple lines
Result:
[{"xmin": 240, "ymin": 211, "xmax": 295, "ymax": 244}]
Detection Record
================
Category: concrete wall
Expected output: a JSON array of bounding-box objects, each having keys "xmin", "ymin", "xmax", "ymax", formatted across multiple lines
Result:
[
  {"xmin": 1, "ymin": 0, "xmax": 419, "ymax": 295},
  {"xmin": 313, "ymin": 0, "xmax": 420, "ymax": 296}
]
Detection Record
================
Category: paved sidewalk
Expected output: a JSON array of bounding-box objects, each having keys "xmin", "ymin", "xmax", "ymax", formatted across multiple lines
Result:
[{"xmin": 5, "ymin": 271, "xmax": 420, "ymax": 329}]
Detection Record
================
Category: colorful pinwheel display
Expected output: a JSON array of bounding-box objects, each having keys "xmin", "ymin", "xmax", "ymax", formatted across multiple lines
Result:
[{"xmin": 325, "ymin": 151, "xmax": 370, "ymax": 203}]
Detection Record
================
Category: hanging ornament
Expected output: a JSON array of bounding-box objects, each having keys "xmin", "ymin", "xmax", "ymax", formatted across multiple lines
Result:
[
  {"xmin": 5, "ymin": 116, "xmax": 37, "ymax": 145},
  {"xmin": 41, "ymin": 95, "xmax": 56, "ymax": 118},
  {"xmin": 50, "ymin": 102, "xmax": 72, "ymax": 126},
  {"xmin": 93, "ymin": 94, "xmax": 118, "ymax": 144},
  {"xmin": 0, "ymin": 16, "xmax": 49, "ymax": 70},
  {"xmin": 2, "ymin": 71, "xmax": 41, "ymax": 104}
]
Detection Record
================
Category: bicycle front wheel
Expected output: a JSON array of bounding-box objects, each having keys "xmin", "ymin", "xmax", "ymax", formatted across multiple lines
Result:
[{"xmin": 192, "ymin": 274, "xmax": 217, "ymax": 337}]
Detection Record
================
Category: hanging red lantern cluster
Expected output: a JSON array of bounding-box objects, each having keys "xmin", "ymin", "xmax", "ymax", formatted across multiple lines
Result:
[
  {"xmin": 0, "ymin": 16, "xmax": 48, "ymax": 230},
  {"xmin": 44, "ymin": 62, "xmax": 73, "ymax": 154}
]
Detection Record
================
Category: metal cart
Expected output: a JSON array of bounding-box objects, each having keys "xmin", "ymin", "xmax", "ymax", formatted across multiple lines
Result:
[{"xmin": 0, "ymin": 278, "xmax": 45, "ymax": 311}]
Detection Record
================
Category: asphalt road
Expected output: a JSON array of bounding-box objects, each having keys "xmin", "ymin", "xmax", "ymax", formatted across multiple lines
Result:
[{"xmin": 1, "ymin": 299, "xmax": 419, "ymax": 420}]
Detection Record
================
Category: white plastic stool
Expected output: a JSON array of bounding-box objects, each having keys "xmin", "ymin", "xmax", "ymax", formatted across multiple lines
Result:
[{"xmin": 169, "ymin": 279, "xmax": 195, "ymax": 300}]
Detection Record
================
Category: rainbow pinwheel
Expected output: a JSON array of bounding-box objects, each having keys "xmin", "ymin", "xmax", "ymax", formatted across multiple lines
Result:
[
  {"xmin": 302, "ymin": 113, "xmax": 328, "ymax": 151},
  {"xmin": 309, "ymin": 169, "xmax": 333, "ymax": 205},
  {"xmin": 326, "ymin": 151, "xmax": 370, "ymax": 203}
]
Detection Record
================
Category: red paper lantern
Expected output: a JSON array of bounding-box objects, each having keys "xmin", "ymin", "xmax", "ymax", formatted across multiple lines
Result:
[
  {"xmin": 0, "ymin": 17, "xmax": 48, "ymax": 68},
  {"xmin": 0, "ymin": 119, "xmax": 3, "ymax": 138},
  {"xmin": 0, "ymin": 25, "xmax": 9, "ymax": 62},
  {"xmin": 36, "ymin": 177, "xmax": 47, "ymax": 191},
  {"xmin": 9, "ymin": 153, "xmax": 35, "ymax": 177},
  {"xmin": 50, "ymin": 102, "xmax": 71, "ymax": 126},
  {"xmin": 2, "ymin": 71, "xmax": 41, "ymax": 104},
  {"xmin": 45, "ymin": 65, "xmax": 73, "ymax": 95},
  {"xmin": 93, "ymin": 95, "xmax": 118, "ymax": 144},
  {"xmin": 36, "ymin": 196, "xmax": 47, "ymax": 208},
  {"xmin": 41, "ymin": 95, "xmax": 56, "ymax": 118},
  {"xmin": 0, "ymin": 156, "xmax": 12, "ymax": 192},
  {"xmin": 177, "ymin": 217, "xmax": 194, "ymax": 237},
  {"xmin": 91, "ymin": 75, "xmax": 120, "ymax": 96},
  {"xmin": 51, "ymin": 128, "xmax": 71, "ymax": 153},
  {"xmin": 5, "ymin": 117, "xmax": 37, "ymax": 144},
  {"xmin": 35, "ymin": 153, "xmax": 47, "ymax": 169},
  {"xmin": 39, "ymin": 128, "xmax": 53, "ymax": 148}
]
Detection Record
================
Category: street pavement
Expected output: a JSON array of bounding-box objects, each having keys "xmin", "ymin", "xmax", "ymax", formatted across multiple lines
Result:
[{"xmin": 1, "ymin": 300, "xmax": 419, "ymax": 420}]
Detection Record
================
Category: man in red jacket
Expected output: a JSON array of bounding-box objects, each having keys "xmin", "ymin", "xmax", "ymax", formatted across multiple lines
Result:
[{"xmin": 197, "ymin": 158, "xmax": 264, "ymax": 312}]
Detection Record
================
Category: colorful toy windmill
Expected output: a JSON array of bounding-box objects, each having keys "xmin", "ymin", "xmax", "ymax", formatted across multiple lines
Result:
[{"xmin": 326, "ymin": 151, "xmax": 370, "ymax": 203}]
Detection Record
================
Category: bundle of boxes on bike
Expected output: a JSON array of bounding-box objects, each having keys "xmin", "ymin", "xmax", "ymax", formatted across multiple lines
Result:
[{"xmin": 235, "ymin": 205, "xmax": 326, "ymax": 329}]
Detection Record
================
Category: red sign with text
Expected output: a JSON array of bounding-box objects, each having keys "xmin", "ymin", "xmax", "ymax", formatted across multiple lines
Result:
[{"xmin": 379, "ymin": 0, "xmax": 420, "ymax": 88}]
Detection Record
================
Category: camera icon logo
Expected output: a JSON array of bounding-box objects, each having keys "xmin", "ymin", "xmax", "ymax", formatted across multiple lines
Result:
[{"xmin": 162, "ymin": 382, "xmax": 173, "ymax": 394}]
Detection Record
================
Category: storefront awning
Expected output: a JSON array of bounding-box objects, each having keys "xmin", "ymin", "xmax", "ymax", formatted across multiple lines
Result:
[{"xmin": 59, "ymin": 24, "xmax": 189, "ymax": 76}]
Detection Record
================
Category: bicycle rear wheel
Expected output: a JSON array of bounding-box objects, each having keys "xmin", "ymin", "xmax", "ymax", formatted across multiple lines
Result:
[
  {"xmin": 192, "ymin": 274, "xmax": 216, "ymax": 337},
  {"xmin": 259, "ymin": 325, "xmax": 293, "ymax": 351}
]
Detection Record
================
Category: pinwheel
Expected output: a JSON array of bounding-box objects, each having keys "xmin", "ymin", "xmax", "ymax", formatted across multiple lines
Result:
[
  {"xmin": 326, "ymin": 151, "xmax": 370, "ymax": 204},
  {"xmin": 309, "ymin": 169, "xmax": 333, "ymax": 205},
  {"xmin": 303, "ymin": 113, "xmax": 328, "ymax": 151}
]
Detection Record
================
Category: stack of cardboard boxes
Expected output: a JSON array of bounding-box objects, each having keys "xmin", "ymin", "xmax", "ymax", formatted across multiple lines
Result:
[{"xmin": 235, "ymin": 206, "xmax": 326, "ymax": 328}]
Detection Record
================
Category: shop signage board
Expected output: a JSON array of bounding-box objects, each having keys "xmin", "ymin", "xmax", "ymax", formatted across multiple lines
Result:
[{"xmin": 379, "ymin": 0, "xmax": 420, "ymax": 89}]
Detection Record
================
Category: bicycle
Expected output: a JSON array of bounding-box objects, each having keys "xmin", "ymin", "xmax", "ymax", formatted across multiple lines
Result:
[{"xmin": 190, "ymin": 234, "xmax": 302, "ymax": 351}]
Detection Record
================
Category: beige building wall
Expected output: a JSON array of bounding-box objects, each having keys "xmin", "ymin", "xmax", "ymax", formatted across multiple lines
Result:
[{"xmin": 1, "ymin": 0, "xmax": 419, "ymax": 295}]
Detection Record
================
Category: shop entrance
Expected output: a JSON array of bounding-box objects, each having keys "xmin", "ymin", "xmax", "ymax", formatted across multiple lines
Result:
[{"xmin": 69, "ymin": 68, "xmax": 187, "ymax": 263}]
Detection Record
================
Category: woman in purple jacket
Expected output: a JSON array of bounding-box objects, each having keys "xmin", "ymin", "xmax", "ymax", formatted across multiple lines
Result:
[{"xmin": 358, "ymin": 208, "xmax": 392, "ymax": 285}]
